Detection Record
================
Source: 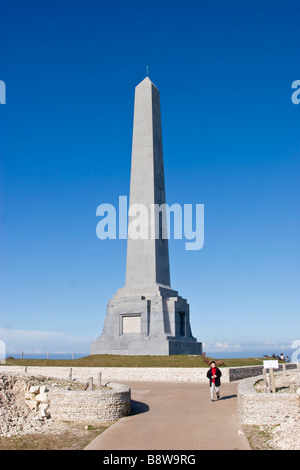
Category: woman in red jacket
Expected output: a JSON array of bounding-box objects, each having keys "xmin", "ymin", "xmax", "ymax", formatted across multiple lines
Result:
[{"xmin": 207, "ymin": 361, "xmax": 222, "ymax": 402}]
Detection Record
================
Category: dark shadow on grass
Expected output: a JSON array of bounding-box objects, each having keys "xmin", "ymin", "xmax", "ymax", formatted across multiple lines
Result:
[{"xmin": 130, "ymin": 400, "xmax": 150, "ymax": 416}]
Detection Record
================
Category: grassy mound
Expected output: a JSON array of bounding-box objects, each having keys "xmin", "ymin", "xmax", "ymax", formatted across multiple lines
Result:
[{"xmin": 4, "ymin": 355, "xmax": 267, "ymax": 368}]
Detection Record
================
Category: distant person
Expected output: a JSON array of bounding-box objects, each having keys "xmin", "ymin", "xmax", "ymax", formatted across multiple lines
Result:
[
  {"xmin": 286, "ymin": 356, "xmax": 290, "ymax": 363},
  {"xmin": 280, "ymin": 353, "xmax": 285, "ymax": 361},
  {"xmin": 207, "ymin": 361, "xmax": 222, "ymax": 402}
]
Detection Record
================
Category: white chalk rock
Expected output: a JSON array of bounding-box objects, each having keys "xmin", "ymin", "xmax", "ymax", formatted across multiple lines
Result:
[
  {"xmin": 26, "ymin": 399, "xmax": 38, "ymax": 411},
  {"xmin": 35, "ymin": 392, "xmax": 49, "ymax": 403},
  {"xmin": 39, "ymin": 403, "xmax": 50, "ymax": 418},
  {"xmin": 25, "ymin": 391, "xmax": 36, "ymax": 400}
]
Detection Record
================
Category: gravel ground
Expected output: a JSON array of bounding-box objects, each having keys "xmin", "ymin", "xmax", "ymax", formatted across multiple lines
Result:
[
  {"xmin": 0, "ymin": 373, "xmax": 50, "ymax": 436},
  {"xmin": 254, "ymin": 372, "xmax": 300, "ymax": 450},
  {"xmin": 0, "ymin": 372, "xmax": 100, "ymax": 437},
  {"xmin": 1, "ymin": 370, "xmax": 299, "ymax": 450}
]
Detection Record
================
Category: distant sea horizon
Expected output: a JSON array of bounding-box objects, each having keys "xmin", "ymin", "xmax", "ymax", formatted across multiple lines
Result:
[
  {"xmin": 6, "ymin": 353, "xmax": 89, "ymax": 360},
  {"xmin": 5, "ymin": 349, "xmax": 297, "ymax": 361}
]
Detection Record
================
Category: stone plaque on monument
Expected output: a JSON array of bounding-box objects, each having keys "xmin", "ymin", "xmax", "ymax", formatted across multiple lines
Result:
[
  {"xmin": 91, "ymin": 76, "xmax": 202, "ymax": 355},
  {"xmin": 122, "ymin": 315, "xmax": 141, "ymax": 334}
]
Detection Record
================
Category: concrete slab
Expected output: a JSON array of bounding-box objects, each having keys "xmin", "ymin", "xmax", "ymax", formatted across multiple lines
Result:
[{"xmin": 84, "ymin": 381, "xmax": 251, "ymax": 451}]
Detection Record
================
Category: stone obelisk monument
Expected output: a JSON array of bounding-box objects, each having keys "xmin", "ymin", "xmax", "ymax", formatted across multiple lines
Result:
[{"xmin": 91, "ymin": 77, "xmax": 202, "ymax": 355}]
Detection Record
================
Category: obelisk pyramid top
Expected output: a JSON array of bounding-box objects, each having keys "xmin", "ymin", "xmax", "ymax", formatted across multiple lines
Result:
[
  {"xmin": 126, "ymin": 71, "xmax": 169, "ymax": 288},
  {"xmin": 136, "ymin": 76, "xmax": 158, "ymax": 91}
]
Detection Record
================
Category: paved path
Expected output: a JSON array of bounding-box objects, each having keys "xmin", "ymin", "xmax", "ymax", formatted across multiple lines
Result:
[{"xmin": 85, "ymin": 381, "xmax": 251, "ymax": 450}]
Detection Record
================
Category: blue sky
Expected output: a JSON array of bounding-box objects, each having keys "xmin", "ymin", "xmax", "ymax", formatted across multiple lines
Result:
[{"xmin": 0, "ymin": 0, "xmax": 299, "ymax": 358}]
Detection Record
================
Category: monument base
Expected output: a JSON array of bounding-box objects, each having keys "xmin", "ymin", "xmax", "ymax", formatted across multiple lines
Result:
[
  {"xmin": 91, "ymin": 337, "xmax": 202, "ymax": 356},
  {"xmin": 91, "ymin": 284, "xmax": 202, "ymax": 356}
]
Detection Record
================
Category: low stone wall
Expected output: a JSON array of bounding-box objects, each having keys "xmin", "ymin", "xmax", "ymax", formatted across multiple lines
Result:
[
  {"xmin": 95, "ymin": 367, "xmax": 226, "ymax": 383},
  {"xmin": 50, "ymin": 382, "xmax": 131, "ymax": 424},
  {"xmin": 0, "ymin": 366, "xmax": 228, "ymax": 383},
  {"xmin": 238, "ymin": 375, "xmax": 300, "ymax": 425},
  {"xmin": 230, "ymin": 363, "xmax": 297, "ymax": 382},
  {"xmin": 0, "ymin": 364, "xmax": 297, "ymax": 384}
]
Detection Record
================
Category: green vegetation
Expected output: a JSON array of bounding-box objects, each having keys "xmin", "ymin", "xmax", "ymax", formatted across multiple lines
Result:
[
  {"xmin": 242, "ymin": 425, "xmax": 276, "ymax": 450},
  {"xmin": 0, "ymin": 423, "xmax": 109, "ymax": 450},
  {"xmin": 4, "ymin": 354, "xmax": 267, "ymax": 368}
]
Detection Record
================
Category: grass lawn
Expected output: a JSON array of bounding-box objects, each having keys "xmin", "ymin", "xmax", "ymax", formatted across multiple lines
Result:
[
  {"xmin": 3, "ymin": 354, "xmax": 269, "ymax": 368},
  {"xmin": 0, "ymin": 423, "xmax": 109, "ymax": 450}
]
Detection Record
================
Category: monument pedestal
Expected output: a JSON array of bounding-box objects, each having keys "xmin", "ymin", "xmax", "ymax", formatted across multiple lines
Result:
[{"xmin": 91, "ymin": 285, "xmax": 202, "ymax": 355}]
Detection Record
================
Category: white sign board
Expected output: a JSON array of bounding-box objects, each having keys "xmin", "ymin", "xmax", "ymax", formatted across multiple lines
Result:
[{"xmin": 263, "ymin": 360, "xmax": 279, "ymax": 369}]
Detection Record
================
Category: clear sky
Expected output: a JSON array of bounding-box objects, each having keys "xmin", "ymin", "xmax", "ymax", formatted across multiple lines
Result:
[{"xmin": 0, "ymin": 0, "xmax": 299, "ymax": 358}]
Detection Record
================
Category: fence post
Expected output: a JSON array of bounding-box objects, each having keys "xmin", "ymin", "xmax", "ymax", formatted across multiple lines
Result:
[
  {"xmin": 89, "ymin": 377, "xmax": 93, "ymax": 391},
  {"xmin": 263, "ymin": 369, "xmax": 271, "ymax": 393},
  {"xmin": 68, "ymin": 368, "xmax": 72, "ymax": 381},
  {"xmin": 269, "ymin": 368, "xmax": 276, "ymax": 393},
  {"xmin": 98, "ymin": 372, "xmax": 102, "ymax": 387}
]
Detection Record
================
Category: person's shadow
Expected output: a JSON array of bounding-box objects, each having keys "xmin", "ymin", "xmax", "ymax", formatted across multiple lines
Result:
[{"xmin": 219, "ymin": 394, "xmax": 237, "ymax": 400}]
